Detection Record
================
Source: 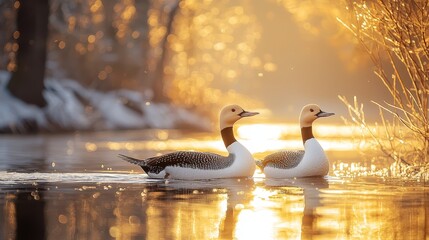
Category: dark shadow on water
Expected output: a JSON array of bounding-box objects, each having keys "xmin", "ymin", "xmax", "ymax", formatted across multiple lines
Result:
[
  {"xmin": 16, "ymin": 190, "xmax": 46, "ymax": 240},
  {"xmin": 0, "ymin": 186, "xmax": 49, "ymax": 240}
]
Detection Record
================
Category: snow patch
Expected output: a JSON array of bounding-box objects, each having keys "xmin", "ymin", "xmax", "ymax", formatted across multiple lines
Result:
[{"xmin": 0, "ymin": 71, "xmax": 210, "ymax": 132}]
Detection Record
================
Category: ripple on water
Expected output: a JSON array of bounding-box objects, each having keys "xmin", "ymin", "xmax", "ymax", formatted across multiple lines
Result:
[{"xmin": 0, "ymin": 171, "xmax": 162, "ymax": 185}]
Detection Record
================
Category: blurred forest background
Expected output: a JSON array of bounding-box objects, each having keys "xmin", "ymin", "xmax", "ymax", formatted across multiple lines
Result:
[{"xmin": 0, "ymin": 0, "xmax": 390, "ymax": 133}]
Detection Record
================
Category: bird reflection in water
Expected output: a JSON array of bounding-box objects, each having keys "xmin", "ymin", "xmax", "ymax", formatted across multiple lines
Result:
[
  {"xmin": 264, "ymin": 177, "xmax": 329, "ymax": 239},
  {"xmin": 158, "ymin": 177, "xmax": 255, "ymax": 239}
]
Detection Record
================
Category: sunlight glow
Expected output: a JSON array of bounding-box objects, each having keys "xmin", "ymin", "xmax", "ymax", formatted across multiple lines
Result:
[
  {"xmin": 95, "ymin": 139, "xmax": 225, "ymax": 152},
  {"xmin": 235, "ymin": 209, "xmax": 278, "ymax": 240},
  {"xmin": 88, "ymin": 123, "xmax": 368, "ymax": 155},
  {"xmin": 233, "ymin": 186, "xmax": 306, "ymax": 239},
  {"xmin": 237, "ymin": 124, "xmax": 364, "ymax": 152},
  {"xmin": 237, "ymin": 124, "xmax": 284, "ymax": 140},
  {"xmin": 146, "ymin": 194, "xmax": 228, "ymax": 239},
  {"xmin": 238, "ymin": 123, "xmax": 357, "ymax": 139},
  {"xmin": 162, "ymin": 1, "xmax": 264, "ymax": 113}
]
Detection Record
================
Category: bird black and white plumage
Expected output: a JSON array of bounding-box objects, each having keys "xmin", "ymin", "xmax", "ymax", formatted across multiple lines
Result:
[
  {"xmin": 118, "ymin": 152, "xmax": 235, "ymax": 178},
  {"xmin": 259, "ymin": 150, "xmax": 304, "ymax": 169},
  {"xmin": 119, "ymin": 105, "xmax": 259, "ymax": 180},
  {"xmin": 261, "ymin": 104, "xmax": 334, "ymax": 178}
]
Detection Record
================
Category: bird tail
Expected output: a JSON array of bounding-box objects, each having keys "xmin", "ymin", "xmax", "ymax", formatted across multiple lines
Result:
[
  {"xmin": 255, "ymin": 159, "xmax": 264, "ymax": 170},
  {"xmin": 118, "ymin": 154, "xmax": 147, "ymax": 166}
]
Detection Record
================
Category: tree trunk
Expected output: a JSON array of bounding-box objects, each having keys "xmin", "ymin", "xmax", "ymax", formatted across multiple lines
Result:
[
  {"xmin": 152, "ymin": 1, "xmax": 180, "ymax": 103},
  {"xmin": 7, "ymin": 0, "xmax": 49, "ymax": 108}
]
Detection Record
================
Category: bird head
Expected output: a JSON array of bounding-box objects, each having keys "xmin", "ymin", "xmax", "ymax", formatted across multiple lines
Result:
[
  {"xmin": 219, "ymin": 105, "xmax": 259, "ymax": 130},
  {"xmin": 299, "ymin": 104, "xmax": 334, "ymax": 128}
]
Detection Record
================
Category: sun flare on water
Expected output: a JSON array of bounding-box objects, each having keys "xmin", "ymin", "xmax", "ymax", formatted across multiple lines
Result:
[{"xmin": 89, "ymin": 123, "xmax": 362, "ymax": 155}]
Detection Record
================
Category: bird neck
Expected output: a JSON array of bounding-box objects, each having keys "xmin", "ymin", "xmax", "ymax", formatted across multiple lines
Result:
[
  {"xmin": 221, "ymin": 127, "xmax": 237, "ymax": 148},
  {"xmin": 301, "ymin": 126, "xmax": 314, "ymax": 145}
]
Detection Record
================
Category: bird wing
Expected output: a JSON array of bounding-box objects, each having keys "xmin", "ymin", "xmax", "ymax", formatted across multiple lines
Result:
[
  {"xmin": 119, "ymin": 151, "xmax": 235, "ymax": 173},
  {"xmin": 145, "ymin": 151, "xmax": 235, "ymax": 170},
  {"xmin": 262, "ymin": 150, "xmax": 305, "ymax": 169}
]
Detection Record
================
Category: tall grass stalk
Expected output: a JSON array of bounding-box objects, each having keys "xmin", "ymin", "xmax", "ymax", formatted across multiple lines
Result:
[{"xmin": 338, "ymin": 0, "xmax": 429, "ymax": 178}]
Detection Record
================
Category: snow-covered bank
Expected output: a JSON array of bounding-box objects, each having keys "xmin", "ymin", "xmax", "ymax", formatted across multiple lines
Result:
[{"xmin": 0, "ymin": 71, "xmax": 210, "ymax": 133}]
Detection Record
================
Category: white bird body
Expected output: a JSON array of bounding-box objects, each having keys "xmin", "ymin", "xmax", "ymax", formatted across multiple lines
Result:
[
  {"xmin": 260, "ymin": 104, "xmax": 334, "ymax": 179},
  {"xmin": 146, "ymin": 169, "xmax": 165, "ymax": 179},
  {"xmin": 119, "ymin": 105, "xmax": 258, "ymax": 180},
  {"xmin": 262, "ymin": 138, "xmax": 329, "ymax": 178},
  {"xmin": 163, "ymin": 142, "xmax": 255, "ymax": 180}
]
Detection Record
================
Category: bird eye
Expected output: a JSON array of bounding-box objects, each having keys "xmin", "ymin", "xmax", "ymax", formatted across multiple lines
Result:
[
  {"xmin": 231, "ymin": 108, "xmax": 236, "ymax": 112},
  {"xmin": 310, "ymin": 109, "xmax": 314, "ymax": 112}
]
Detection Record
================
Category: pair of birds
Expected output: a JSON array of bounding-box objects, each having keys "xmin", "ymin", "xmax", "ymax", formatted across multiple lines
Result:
[{"xmin": 118, "ymin": 104, "xmax": 334, "ymax": 180}]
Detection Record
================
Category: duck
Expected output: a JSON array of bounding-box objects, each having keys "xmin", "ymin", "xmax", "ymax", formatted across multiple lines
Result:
[
  {"xmin": 258, "ymin": 104, "xmax": 334, "ymax": 178},
  {"xmin": 118, "ymin": 104, "xmax": 258, "ymax": 180}
]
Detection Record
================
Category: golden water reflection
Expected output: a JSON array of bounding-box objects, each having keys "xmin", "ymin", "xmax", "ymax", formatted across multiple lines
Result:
[
  {"xmin": 2, "ymin": 177, "xmax": 428, "ymax": 239},
  {"xmin": 1, "ymin": 126, "xmax": 428, "ymax": 239}
]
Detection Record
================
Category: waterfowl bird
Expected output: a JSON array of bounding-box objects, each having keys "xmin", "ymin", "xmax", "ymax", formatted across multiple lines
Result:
[
  {"xmin": 258, "ymin": 104, "xmax": 334, "ymax": 178},
  {"xmin": 118, "ymin": 105, "xmax": 258, "ymax": 180}
]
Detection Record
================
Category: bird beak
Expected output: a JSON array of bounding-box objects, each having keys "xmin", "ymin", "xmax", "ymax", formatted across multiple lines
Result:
[
  {"xmin": 316, "ymin": 110, "xmax": 335, "ymax": 118},
  {"xmin": 239, "ymin": 110, "xmax": 259, "ymax": 117}
]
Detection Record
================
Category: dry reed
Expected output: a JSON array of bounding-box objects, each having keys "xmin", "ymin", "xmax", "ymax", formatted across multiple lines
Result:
[{"xmin": 338, "ymin": 0, "xmax": 429, "ymax": 178}]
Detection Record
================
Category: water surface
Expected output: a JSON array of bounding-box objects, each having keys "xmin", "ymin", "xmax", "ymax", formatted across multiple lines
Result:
[{"xmin": 0, "ymin": 126, "xmax": 428, "ymax": 239}]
